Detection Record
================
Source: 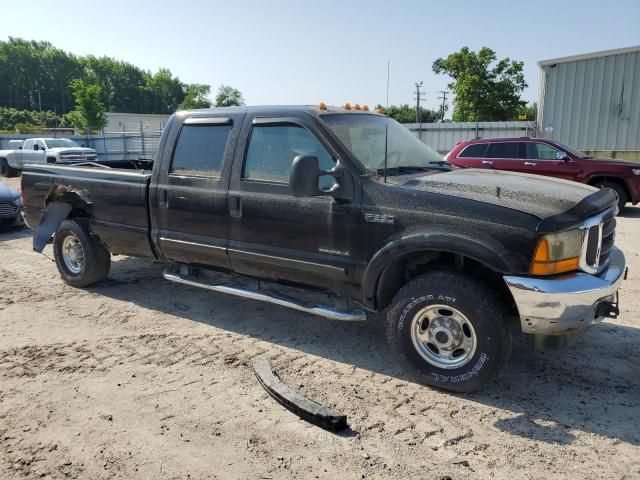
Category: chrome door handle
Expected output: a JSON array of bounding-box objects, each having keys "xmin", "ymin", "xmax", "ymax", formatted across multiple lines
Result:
[
  {"xmin": 482, "ymin": 160, "xmax": 494, "ymax": 166},
  {"xmin": 524, "ymin": 161, "xmax": 537, "ymax": 167}
]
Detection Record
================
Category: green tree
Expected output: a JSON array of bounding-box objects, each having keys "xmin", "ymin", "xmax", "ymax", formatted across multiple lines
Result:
[
  {"xmin": 517, "ymin": 101, "xmax": 538, "ymax": 121},
  {"xmin": 179, "ymin": 84, "xmax": 212, "ymax": 109},
  {"xmin": 432, "ymin": 47, "xmax": 527, "ymax": 122},
  {"xmin": 215, "ymin": 84, "xmax": 244, "ymax": 107},
  {"xmin": 375, "ymin": 104, "xmax": 439, "ymax": 124},
  {"xmin": 68, "ymin": 79, "xmax": 107, "ymax": 133}
]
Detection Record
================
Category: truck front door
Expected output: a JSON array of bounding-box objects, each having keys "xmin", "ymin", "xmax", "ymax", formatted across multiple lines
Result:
[
  {"xmin": 227, "ymin": 115, "xmax": 362, "ymax": 294},
  {"xmin": 151, "ymin": 113, "xmax": 245, "ymax": 268}
]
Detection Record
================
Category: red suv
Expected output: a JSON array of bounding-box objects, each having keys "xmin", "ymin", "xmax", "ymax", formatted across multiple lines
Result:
[{"xmin": 446, "ymin": 137, "xmax": 640, "ymax": 211}]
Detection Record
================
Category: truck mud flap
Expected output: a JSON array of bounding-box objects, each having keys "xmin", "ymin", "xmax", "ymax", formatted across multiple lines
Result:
[
  {"xmin": 33, "ymin": 201, "xmax": 72, "ymax": 253},
  {"xmin": 253, "ymin": 358, "xmax": 348, "ymax": 432}
]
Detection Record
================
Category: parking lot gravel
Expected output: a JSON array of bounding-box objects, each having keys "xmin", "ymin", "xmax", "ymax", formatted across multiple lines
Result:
[{"xmin": 1, "ymin": 176, "xmax": 639, "ymax": 479}]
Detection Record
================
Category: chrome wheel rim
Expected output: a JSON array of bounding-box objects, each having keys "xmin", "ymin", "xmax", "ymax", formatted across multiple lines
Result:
[
  {"xmin": 410, "ymin": 304, "xmax": 477, "ymax": 369},
  {"xmin": 62, "ymin": 234, "xmax": 84, "ymax": 274}
]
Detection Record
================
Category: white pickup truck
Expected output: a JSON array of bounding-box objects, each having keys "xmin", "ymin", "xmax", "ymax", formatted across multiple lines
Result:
[{"xmin": 0, "ymin": 138, "xmax": 97, "ymax": 177}]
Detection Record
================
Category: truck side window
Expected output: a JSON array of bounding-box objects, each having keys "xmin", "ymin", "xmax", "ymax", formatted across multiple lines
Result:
[
  {"xmin": 23, "ymin": 139, "xmax": 35, "ymax": 150},
  {"xmin": 170, "ymin": 124, "xmax": 232, "ymax": 177},
  {"xmin": 243, "ymin": 124, "xmax": 335, "ymax": 186}
]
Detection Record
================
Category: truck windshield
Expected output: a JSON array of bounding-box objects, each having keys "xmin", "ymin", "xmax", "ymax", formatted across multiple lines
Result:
[
  {"xmin": 45, "ymin": 139, "xmax": 80, "ymax": 148},
  {"xmin": 321, "ymin": 114, "xmax": 445, "ymax": 175}
]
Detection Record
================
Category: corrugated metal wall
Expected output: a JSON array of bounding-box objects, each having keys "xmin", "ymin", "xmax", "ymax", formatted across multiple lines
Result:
[
  {"xmin": 538, "ymin": 49, "xmax": 640, "ymax": 153},
  {"xmin": 406, "ymin": 121, "xmax": 535, "ymax": 153}
]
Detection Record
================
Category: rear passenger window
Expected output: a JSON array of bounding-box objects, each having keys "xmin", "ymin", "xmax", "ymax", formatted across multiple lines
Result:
[
  {"xmin": 243, "ymin": 124, "xmax": 335, "ymax": 184},
  {"xmin": 170, "ymin": 124, "xmax": 232, "ymax": 177},
  {"xmin": 486, "ymin": 142, "xmax": 519, "ymax": 159},
  {"xmin": 458, "ymin": 143, "xmax": 489, "ymax": 158}
]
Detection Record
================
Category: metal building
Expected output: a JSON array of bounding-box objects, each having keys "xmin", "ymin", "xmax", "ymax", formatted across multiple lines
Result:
[
  {"xmin": 537, "ymin": 45, "xmax": 640, "ymax": 161},
  {"xmin": 104, "ymin": 112, "xmax": 170, "ymax": 133}
]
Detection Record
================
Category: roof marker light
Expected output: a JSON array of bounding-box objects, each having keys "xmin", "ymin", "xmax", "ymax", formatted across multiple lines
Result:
[
  {"xmin": 343, "ymin": 102, "xmax": 352, "ymax": 110},
  {"xmin": 318, "ymin": 102, "xmax": 327, "ymax": 110},
  {"xmin": 362, "ymin": 105, "xmax": 369, "ymax": 111},
  {"xmin": 354, "ymin": 104, "xmax": 361, "ymax": 110}
]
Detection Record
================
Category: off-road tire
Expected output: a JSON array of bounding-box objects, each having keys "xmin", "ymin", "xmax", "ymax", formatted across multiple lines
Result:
[
  {"xmin": 386, "ymin": 270, "xmax": 512, "ymax": 393},
  {"xmin": 0, "ymin": 158, "xmax": 18, "ymax": 178},
  {"xmin": 595, "ymin": 180, "xmax": 628, "ymax": 213},
  {"xmin": 53, "ymin": 218, "xmax": 111, "ymax": 287}
]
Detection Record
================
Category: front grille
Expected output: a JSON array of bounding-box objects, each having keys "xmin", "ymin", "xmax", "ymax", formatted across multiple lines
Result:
[
  {"xmin": 599, "ymin": 211, "xmax": 616, "ymax": 266},
  {"xmin": 581, "ymin": 207, "xmax": 616, "ymax": 273},
  {"xmin": 0, "ymin": 202, "xmax": 18, "ymax": 216}
]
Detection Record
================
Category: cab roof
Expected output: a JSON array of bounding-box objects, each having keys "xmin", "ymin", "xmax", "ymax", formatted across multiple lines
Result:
[{"xmin": 179, "ymin": 105, "xmax": 382, "ymax": 117}]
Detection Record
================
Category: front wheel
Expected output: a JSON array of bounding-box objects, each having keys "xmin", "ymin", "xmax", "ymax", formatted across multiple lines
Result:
[
  {"xmin": 386, "ymin": 271, "xmax": 512, "ymax": 393},
  {"xmin": 0, "ymin": 158, "xmax": 18, "ymax": 178}
]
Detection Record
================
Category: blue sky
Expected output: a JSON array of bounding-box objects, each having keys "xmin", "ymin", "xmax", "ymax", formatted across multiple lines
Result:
[{"xmin": 4, "ymin": 0, "xmax": 640, "ymax": 111}]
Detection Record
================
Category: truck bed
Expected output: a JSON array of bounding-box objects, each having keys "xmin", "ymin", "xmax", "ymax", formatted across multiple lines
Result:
[{"xmin": 22, "ymin": 164, "xmax": 156, "ymax": 259}]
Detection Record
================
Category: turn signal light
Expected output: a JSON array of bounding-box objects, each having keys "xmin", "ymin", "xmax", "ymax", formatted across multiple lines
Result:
[{"xmin": 530, "ymin": 237, "xmax": 579, "ymax": 275}]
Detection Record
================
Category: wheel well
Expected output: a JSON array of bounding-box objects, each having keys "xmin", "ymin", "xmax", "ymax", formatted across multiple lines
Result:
[
  {"xmin": 375, "ymin": 251, "xmax": 518, "ymax": 318},
  {"xmin": 588, "ymin": 176, "xmax": 630, "ymax": 199}
]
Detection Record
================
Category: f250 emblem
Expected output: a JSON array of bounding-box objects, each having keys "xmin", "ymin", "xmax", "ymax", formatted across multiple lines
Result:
[{"xmin": 365, "ymin": 213, "xmax": 395, "ymax": 225}]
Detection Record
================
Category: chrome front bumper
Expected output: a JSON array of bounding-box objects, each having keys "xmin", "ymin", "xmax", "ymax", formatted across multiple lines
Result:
[{"xmin": 504, "ymin": 246, "xmax": 626, "ymax": 335}]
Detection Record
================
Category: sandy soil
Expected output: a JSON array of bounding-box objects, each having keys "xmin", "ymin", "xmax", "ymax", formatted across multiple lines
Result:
[{"xmin": 0, "ymin": 175, "xmax": 639, "ymax": 480}]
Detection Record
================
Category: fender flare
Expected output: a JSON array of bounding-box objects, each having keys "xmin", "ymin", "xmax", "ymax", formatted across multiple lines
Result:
[
  {"xmin": 361, "ymin": 230, "xmax": 521, "ymax": 309},
  {"xmin": 32, "ymin": 184, "xmax": 92, "ymax": 253}
]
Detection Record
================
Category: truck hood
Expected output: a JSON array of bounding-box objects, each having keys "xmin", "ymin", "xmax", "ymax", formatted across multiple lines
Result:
[
  {"xmin": 48, "ymin": 147, "xmax": 96, "ymax": 154},
  {"xmin": 401, "ymin": 169, "xmax": 616, "ymax": 230}
]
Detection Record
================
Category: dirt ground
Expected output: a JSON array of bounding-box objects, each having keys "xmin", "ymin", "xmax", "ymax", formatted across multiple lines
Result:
[{"xmin": 0, "ymin": 175, "xmax": 638, "ymax": 480}]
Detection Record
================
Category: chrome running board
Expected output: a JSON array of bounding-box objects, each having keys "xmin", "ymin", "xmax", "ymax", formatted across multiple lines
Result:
[{"xmin": 162, "ymin": 269, "xmax": 367, "ymax": 322}]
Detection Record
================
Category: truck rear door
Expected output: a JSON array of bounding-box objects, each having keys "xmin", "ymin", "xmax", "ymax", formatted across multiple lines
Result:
[{"xmin": 150, "ymin": 113, "xmax": 245, "ymax": 268}]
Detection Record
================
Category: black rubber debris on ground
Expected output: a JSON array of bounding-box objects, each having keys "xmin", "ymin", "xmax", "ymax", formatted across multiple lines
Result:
[{"xmin": 253, "ymin": 358, "xmax": 348, "ymax": 432}]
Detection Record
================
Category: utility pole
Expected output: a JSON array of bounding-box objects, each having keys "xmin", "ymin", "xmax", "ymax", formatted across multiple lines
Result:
[
  {"xmin": 386, "ymin": 61, "xmax": 390, "ymax": 108},
  {"xmin": 437, "ymin": 90, "xmax": 449, "ymax": 121},
  {"xmin": 414, "ymin": 81, "xmax": 425, "ymax": 138}
]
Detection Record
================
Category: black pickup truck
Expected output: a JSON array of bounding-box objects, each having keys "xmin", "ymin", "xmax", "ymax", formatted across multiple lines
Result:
[{"xmin": 21, "ymin": 105, "xmax": 626, "ymax": 392}]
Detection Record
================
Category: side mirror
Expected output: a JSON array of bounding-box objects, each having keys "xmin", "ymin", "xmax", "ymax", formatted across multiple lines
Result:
[
  {"xmin": 33, "ymin": 144, "xmax": 39, "ymax": 151},
  {"xmin": 556, "ymin": 151, "xmax": 570, "ymax": 162},
  {"xmin": 290, "ymin": 155, "xmax": 323, "ymax": 197},
  {"xmin": 289, "ymin": 155, "xmax": 354, "ymax": 201}
]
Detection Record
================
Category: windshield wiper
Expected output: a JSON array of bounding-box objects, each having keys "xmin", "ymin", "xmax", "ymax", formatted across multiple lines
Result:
[{"xmin": 376, "ymin": 165, "xmax": 443, "ymax": 176}]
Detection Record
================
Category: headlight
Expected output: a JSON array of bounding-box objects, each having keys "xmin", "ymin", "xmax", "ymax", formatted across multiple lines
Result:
[
  {"xmin": 632, "ymin": 168, "xmax": 640, "ymax": 175},
  {"xmin": 531, "ymin": 229, "xmax": 583, "ymax": 275}
]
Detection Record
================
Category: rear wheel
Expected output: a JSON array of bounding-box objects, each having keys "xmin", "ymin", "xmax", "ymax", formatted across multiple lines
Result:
[
  {"xmin": 595, "ymin": 180, "xmax": 628, "ymax": 212},
  {"xmin": 53, "ymin": 218, "xmax": 111, "ymax": 287},
  {"xmin": 0, "ymin": 158, "xmax": 17, "ymax": 177},
  {"xmin": 386, "ymin": 270, "xmax": 512, "ymax": 393}
]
